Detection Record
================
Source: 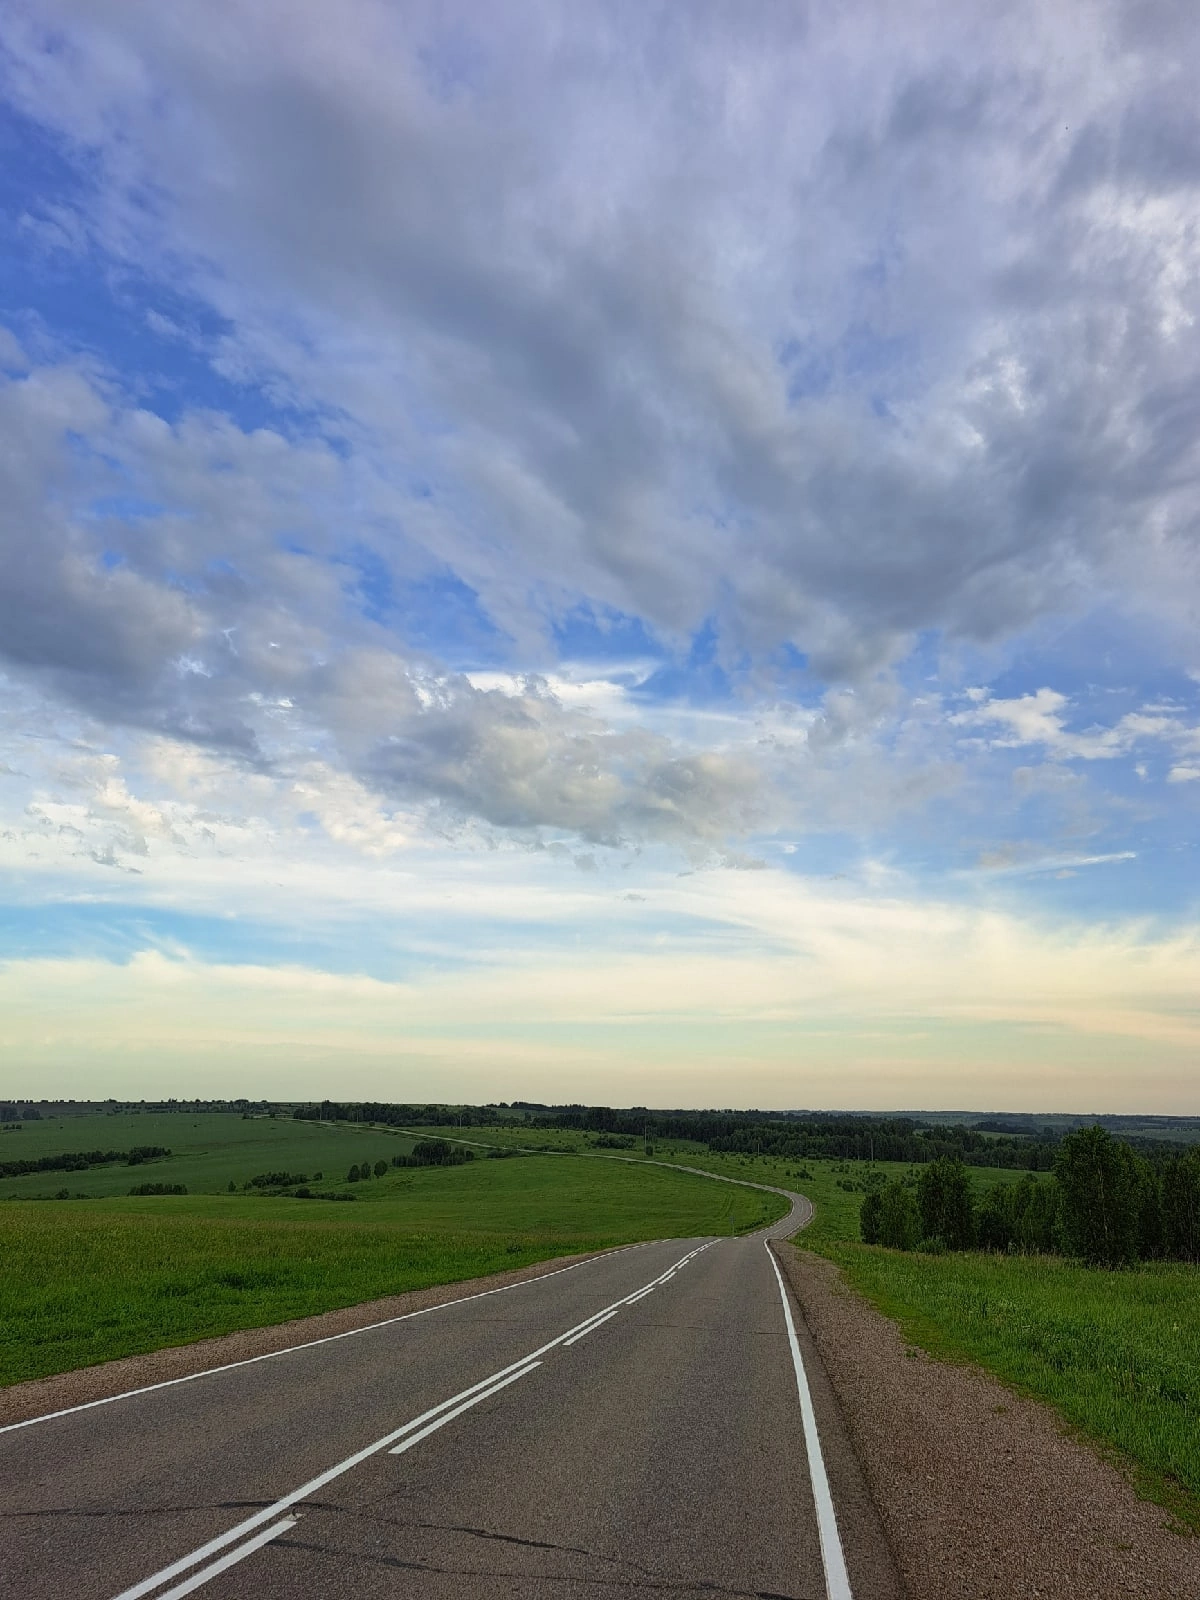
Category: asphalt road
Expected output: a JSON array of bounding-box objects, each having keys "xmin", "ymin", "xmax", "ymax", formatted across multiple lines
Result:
[{"xmin": 2, "ymin": 1189, "xmax": 899, "ymax": 1599}]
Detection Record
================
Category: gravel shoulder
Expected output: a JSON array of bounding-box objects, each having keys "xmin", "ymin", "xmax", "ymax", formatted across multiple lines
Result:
[
  {"xmin": 776, "ymin": 1241, "xmax": 1200, "ymax": 1600},
  {"xmin": 0, "ymin": 1247, "xmax": 608, "ymax": 1429}
]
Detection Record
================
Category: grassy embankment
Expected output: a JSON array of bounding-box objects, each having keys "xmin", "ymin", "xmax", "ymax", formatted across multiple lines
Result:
[
  {"xmin": 0, "ymin": 1130, "xmax": 783, "ymax": 1386},
  {"xmin": 672, "ymin": 1145, "xmax": 1200, "ymax": 1530}
]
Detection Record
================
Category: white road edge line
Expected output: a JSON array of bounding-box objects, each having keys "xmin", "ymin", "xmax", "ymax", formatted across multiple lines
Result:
[
  {"xmin": 1, "ymin": 1245, "xmax": 648, "ymax": 1437},
  {"xmin": 106, "ymin": 1244, "xmax": 702, "ymax": 1600},
  {"xmin": 766, "ymin": 1242, "xmax": 853, "ymax": 1600},
  {"xmin": 149, "ymin": 1518, "xmax": 298, "ymax": 1600},
  {"xmin": 389, "ymin": 1361, "xmax": 540, "ymax": 1452}
]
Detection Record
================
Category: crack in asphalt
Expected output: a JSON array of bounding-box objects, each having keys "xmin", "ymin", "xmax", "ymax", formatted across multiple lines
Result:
[
  {"xmin": 275, "ymin": 1533, "xmax": 814, "ymax": 1598},
  {"xmin": 0, "ymin": 1499, "xmax": 271, "ymax": 1518}
]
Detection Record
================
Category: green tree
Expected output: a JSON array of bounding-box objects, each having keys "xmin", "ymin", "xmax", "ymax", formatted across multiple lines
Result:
[
  {"xmin": 859, "ymin": 1189, "xmax": 883, "ymax": 1244},
  {"xmin": 1054, "ymin": 1126, "xmax": 1138, "ymax": 1267},
  {"xmin": 347, "ymin": 1164, "xmax": 361, "ymax": 1183},
  {"xmin": 1016, "ymin": 1177, "xmax": 1060, "ymax": 1254},
  {"xmin": 373, "ymin": 1159, "xmax": 388, "ymax": 1178},
  {"xmin": 916, "ymin": 1157, "xmax": 975, "ymax": 1249},
  {"xmin": 1132, "ymin": 1155, "xmax": 1164, "ymax": 1260},
  {"xmin": 976, "ymin": 1179, "xmax": 1016, "ymax": 1252},
  {"xmin": 1162, "ymin": 1151, "xmax": 1200, "ymax": 1262},
  {"xmin": 877, "ymin": 1180, "xmax": 920, "ymax": 1250}
]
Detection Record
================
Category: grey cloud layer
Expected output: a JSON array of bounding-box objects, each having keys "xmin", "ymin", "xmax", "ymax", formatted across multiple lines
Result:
[
  {"xmin": 2, "ymin": 0, "xmax": 1199, "ymax": 845},
  {"xmin": 0, "ymin": 345, "xmax": 771, "ymax": 847}
]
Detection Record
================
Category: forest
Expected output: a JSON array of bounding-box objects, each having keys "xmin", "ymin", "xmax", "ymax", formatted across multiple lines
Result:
[{"xmin": 859, "ymin": 1125, "xmax": 1200, "ymax": 1267}]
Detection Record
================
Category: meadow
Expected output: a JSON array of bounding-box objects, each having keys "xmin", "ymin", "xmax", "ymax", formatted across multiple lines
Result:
[
  {"xmin": 0, "ymin": 1135, "xmax": 784, "ymax": 1385},
  {"xmin": 0, "ymin": 1111, "xmax": 418, "ymax": 1199}
]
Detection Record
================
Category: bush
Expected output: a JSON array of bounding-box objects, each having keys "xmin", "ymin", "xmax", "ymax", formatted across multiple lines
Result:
[
  {"xmin": 128, "ymin": 1183, "xmax": 188, "ymax": 1195},
  {"xmin": 373, "ymin": 1159, "xmax": 388, "ymax": 1178}
]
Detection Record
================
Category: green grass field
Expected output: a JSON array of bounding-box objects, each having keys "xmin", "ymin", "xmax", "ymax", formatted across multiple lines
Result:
[
  {"xmin": 0, "ymin": 1142, "xmax": 785, "ymax": 1385},
  {"xmin": 0, "ymin": 1112, "xmax": 422, "ymax": 1199}
]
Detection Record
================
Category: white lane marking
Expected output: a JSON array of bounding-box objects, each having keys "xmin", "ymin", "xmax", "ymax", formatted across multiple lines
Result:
[
  {"xmin": 562, "ymin": 1308, "xmax": 621, "ymax": 1346},
  {"xmin": 766, "ymin": 1243, "xmax": 852, "ymax": 1600},
  {"xmin": 150, "ymin": 1519, "xmax": 297, "ymax": 1600},
  {"xmin": 624, "ymin": 1284, "xmax": 657, "ymax": 1303},
  {"xmin": 107, "ymin": 1244, "xmax": 704, "ymax": 1600},
  {"xmin": 1, "ymin": 1245, "xmax": 647, "ymax": 1437},
  {"xmin": 389, "ymin": 1362, "xmax": 540, "ymax": 1452}
]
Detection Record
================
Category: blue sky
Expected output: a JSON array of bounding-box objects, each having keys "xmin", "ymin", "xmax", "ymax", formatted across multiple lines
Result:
[{"xmin": 1, "ymin": 0, "xmax": 1199, "ymax": 1109}]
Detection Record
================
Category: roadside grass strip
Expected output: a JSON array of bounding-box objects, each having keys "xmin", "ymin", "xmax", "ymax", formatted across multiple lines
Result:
[
  {"xmin": 107, "ymin": 1244, "xmax": 712, "ymax": 1600},
  {"xmin": 815, "ymin": 1240, "xmax": 1200, "ymax": 1529},
  {"xmin": 0, "ymin": 1245, "xmax": 648, "ymax": 1436}
]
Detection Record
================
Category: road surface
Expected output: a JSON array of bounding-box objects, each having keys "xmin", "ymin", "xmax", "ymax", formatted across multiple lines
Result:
[{"xmin": 2, "ymin": 1189, "xmax": 899, "ymax": 1599}]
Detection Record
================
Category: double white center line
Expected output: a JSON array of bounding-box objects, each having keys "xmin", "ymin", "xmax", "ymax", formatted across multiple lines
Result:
[{"xmin": 109, "ymin": 1242, "xmax": 711, "ymax": 1600}]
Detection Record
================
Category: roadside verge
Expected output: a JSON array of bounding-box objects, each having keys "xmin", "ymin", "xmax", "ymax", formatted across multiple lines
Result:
[
  {"xmin": 0, "ymin": 1247, "xmax": 617, "ymax": 1431},
  {"xmin": 775, "ymin": 1242, "xmax": 1200, "ymax": 1600}
]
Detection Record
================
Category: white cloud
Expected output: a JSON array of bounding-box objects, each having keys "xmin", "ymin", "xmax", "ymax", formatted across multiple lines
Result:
[{"xmin": 953, "ymin": 687, "xmax": 1200, "ymax": 763}]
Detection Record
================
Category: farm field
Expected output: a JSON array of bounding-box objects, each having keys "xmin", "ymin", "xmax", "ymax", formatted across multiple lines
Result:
[
  {"xmin": 0, "ymin": 1112, "xmax": 420, "ymax": 1199},
  {"xmin": 0, "ymin": 1135, "xmax": 785, "ymax": 1385}
]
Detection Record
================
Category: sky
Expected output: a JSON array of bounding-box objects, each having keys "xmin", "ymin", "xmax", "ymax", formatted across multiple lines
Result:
[{"xmin": 1, "ymin": 0, "xmax": 1199, "ymax": 1111}]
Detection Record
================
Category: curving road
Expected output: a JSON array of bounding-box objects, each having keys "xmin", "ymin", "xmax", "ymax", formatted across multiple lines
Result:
[{"xmin": 1, "ymin": 1187, "xmax": 899, "ymax": 1599}]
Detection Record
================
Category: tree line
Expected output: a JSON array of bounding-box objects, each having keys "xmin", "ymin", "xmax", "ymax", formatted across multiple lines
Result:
[
  {"xmin": 0, "ymin": 1145, "xmax": 170, "ymax": 1180},
  {"xmin": 346, "ymin": 1140, "xmax": 474, "ymax": 1183},
  {"xmin": 294, "ymin": 1099, "xmax": 1063, "ymax": 1165},
  {"xmin": 859, "ymin": 1126, "xmax": 1200, "ymax": 1267}
]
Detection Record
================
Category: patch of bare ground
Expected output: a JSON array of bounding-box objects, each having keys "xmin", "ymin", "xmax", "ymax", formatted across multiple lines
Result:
[
  {"xmin": 777, "ymin": 1242, "xmax": 1199, "ymax": 1599},
  {"xmin": 0, "ymin": 1248, "xmax": 605, "ymax": 1430}
]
